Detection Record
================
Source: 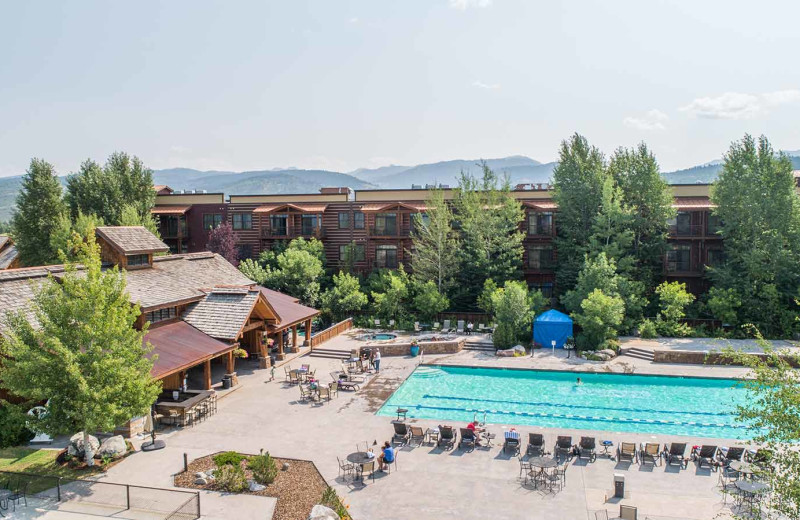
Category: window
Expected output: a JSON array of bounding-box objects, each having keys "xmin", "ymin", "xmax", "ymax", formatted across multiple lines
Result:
[
  {"xmin": 354, "ymin": 212, "xmax": 365, "ymax": 229},
  {"xmin": 238, "ymin": 244, "xmax": 253, "ymax": 259},
  {"xmin": 270, "ymin": 215, "xmax": 288, "ymax": 236},
  {"xmin": 410, "ymin": 212, "xmax": 429, "ymax": 233},
  {"xmin": 706, "ymin": 249, "xmax": 725, "ymax": 268},
  {"xmin": 232, "ymin": 213, "xmax": 253, "ymax": 230},
  {"xmin": 301, "ymin": 215, "xmax": 320, "ymax": 235},
  {"xmin": 338, "ymin": 212, "xmax": 350, "ymax": 229},
  {"xmin": 527, "ymin": 245, "xmax": 554, "ymax": 270},
  {"xmin": 707, "ymin": 213, "xmax": 722, "ymax": 235},
  {"xmin": 339, "ymin": 244, "xmax": 365, "ymax": 262},
  {"xmin": 203, "ymin": 214, "xmax": 223, "ymax": 230},
  {"xmin": 528, "ymin": 212, "xmax": 553, "ymax": 235},
  {"xmin": 163, "ymin": 216, "xmax": 180, "ymax": 237},
  {"xmin": 145, "ymin": 306, "xmax": 177, "ymax": 324},
  {"xmin": 529, "ymin": 282, "xmax": 554, "ymax": 299},
  {"xmin": 127, "ymin": 254, "xmax": 150, "ymax": 267},
  {"xmin": 374, "ymin": 213, "xmax": 397, "ymax": 235},
  {"xmin": 375, "ymin": 245, "xmax": 398, "ymax": 268},
  {"xmin": 668, "ymin": 212, "xmax": 693, "ymax": 236},
  {"xmin": 666, "ymin": 244, "xmax": 692, "ymax": 272}
]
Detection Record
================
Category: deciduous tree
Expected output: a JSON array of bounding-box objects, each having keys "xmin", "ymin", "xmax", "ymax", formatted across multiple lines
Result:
[
  {"xmin": 321, "ymin": 272, "xmax": 368, "ymax": 322},
  {"xmin": 491, "ymin": 281, "xmax": 533, "ymax": 349},
  {"xmin": 410, "ymin": 188, "xmax": 459, "ymax": 295},
  {"xmin": 412, "ymin": 281, "xmax": 450, "ymax": 322},
  {"xmin": 207, "ymin": 222, "xmax": 239, "ymax": 265}
]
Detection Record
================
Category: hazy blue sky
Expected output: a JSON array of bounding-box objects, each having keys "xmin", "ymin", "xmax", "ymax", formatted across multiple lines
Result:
[{"xmin": 1, "ymin": 0, "xmax": 799, "ymax": 177}]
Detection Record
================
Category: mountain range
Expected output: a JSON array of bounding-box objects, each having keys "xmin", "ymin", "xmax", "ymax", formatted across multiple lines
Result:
[{"xmin": 1, "ymin": 151, "xmax": 799, "ymax": 222}]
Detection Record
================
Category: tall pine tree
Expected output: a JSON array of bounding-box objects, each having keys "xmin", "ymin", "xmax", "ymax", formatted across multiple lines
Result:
[
  {"xmin": 409, "ymin": 188, "xmax": 459, "ymax": 295},
  {"xmin": 10, "ymin": 158, "xmax": 67, "ymax": 266}
]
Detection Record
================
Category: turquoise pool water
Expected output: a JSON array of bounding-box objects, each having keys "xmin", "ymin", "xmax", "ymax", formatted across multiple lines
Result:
[{"xmin": 378, "ymin": 365, "xmax": 754, "ymax": 439}]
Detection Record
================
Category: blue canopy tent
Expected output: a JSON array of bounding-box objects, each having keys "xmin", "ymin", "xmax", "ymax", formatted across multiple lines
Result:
[{"xmin": 533, "ymin": 310, "xmax": 573, "ymax": 348}]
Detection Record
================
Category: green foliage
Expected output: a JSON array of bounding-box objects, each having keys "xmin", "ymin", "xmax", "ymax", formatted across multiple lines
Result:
[
  {"xmin": 10, "ymin": 158, "xmax": 67, "ymax": 266},
  {"xmin": 119, "ymin": 204, "xmax": 160, "ymax": 237},
  {"xmin": 321, "ymin": 272, "xmax": 368, "ymax": 322},
  {"xmin": 247, "ymin": 451, "xmax": 278, "ymax": 485},
  {"xmin": 654, "ymin": 281, "xmax": 694, "ymax": 336},
  {"xmin": 410, "ymin": 188, "xmax": 459, "ymax": 294},
  {"xmin": 0, "ymin": 232, "xmax": 161, "ymax": 464},
  {"xmin": 411, "ymin": 281, "xmax": 449, "ymax": 321},
  {"xmin": 321, "ymin": 486, "xmax": 350, "ymax": 519},
  {"xmin": 528, "ymin": 289, "xmax": 548, "ymax": 317},
  {"xmin": 0, "ymin": 221, "xmax": 10, "ymax": 234},
  {"xmin": 65, "ymin": 153, "xmax": 155, "ymax": 227},
  {"xmin": 452, "ymin": 164, "xmax": 525, "ymax": 309},
  {"xmin": 477, "ymin": 279, "xmax": 498, "ymax": 317},
  {"xmin": 262, "ymin": 244, "xmax": 324, "ymax": 306},
  {"xmin": 0, "ymin": 403, "xmax": 34, "ymax": 449},
  {"xmin": 491, "ymin": 281, "xmax": 533, "ymax": 349},
  {"xmin": 370, "ymin": 267, "xmax": 410, "ymax": 321},
  {"xmin": 213, "ymin": 451, "xmax": 247, "ymax": 467},
  {"xmin": 709, "ymin": 134, "xmax": 800, "ymax": 338},
  {"xmin": 238, "ymin": 258, "xmax": 268, "ymax": 285},
  {"xmin": 588, "ymin": 176, "xmax": 635, "ymax": 274},
  {"xmin": 706, "ymin": 287, "xmax": 742, "ymax": 327},
  {"xmin": 215, "ymin": 463, "xmax": 248, "ymax": 493},
  {"xmin": 338, "ymin": 241, "xmax": 359, "ymax": 275},
  {"xmin": 572, "ymin": 289, "xmax": 625, "ymax": 350},
  {"xmin": 638, "ymin": 319, "xmax": 658, "ymax": 339},
  {"xmin": 50, "ymin": 211, "xmax": 104, "ymax": 262}
]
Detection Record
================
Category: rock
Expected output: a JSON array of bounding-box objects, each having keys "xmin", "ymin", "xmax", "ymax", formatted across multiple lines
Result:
[
  {"xmin": 68, "ymin": 432, "xmax": 100, "ymax": 458},
  {"xmin": 496, "ymin": 345, "xmax": 526, "ymax": 357},
  {"xmin": 97, "ymin": 435, "xmax": 127, "ymax": 459},
  {"xmin": 248, "ymin": 480, "xmax": 266, "ymax": 492},
  {"xmin": 194, "ymin": 472, "xmax": 206, "ymax": 479},
  {"xmin": 598, "ymin": 349, "xmax": 617, "ymax": 360},
  {"xmin": 194, "ymin": 477, "xmax": 208, "ymax": 485},
  {"xmin": 282, "ymin": 462, "xmax": 290, "ymax": 471},
  {"xmin": 308, "ymin": 504, "xmax": 340, "ymax": 520}
]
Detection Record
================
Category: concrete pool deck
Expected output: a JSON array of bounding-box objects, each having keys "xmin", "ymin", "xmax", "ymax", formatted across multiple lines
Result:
[{"xmin": 91, "ymin": 337, "xmax": 758, "ymax": 520}]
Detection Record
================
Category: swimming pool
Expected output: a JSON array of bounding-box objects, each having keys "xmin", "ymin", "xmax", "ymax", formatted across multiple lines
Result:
[
  {"xmin": 378, "ymin": 365, "xmax": 754, "ymax": 439},
  {"xmin": 368, "ymin": 333, "xmax": 397, "ymax": 341}
]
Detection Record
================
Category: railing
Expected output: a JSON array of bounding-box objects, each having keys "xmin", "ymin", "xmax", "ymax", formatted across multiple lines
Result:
[
  {"xmin": 311, "ymin": 318, "xmax": 353, "ymax": 348},
  {"xmin": 668, "ymin": 224, "xmax": 704, "ymax": 237},
  {"xmin": 0, "ymin": 470, "xmax": 201, "ymax": 520},
  {"xmin": 300, "ymin": 227, "xmax": 326, "ymax": 239},
  {"xmin": 369, "ymin": 226, "xmax": 403, "ymax": 237},
  {"xmin": 262, "ymin": 228, "xmax": 291, "ymax": 239}
]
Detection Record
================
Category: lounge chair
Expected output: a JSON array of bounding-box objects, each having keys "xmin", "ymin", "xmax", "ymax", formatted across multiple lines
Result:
[
  {"xmin": 526, "ymin": 433, "xmax": 545, "ymax": 456},
  {"xmin": 389, "ymin": 319, "xmax": 396, "ymax": 329},
  {"xmin": 441, "ymin": 320, "xmax": 451, "ymax": 333},
  {"xmin": 555, "ymin": 436, "xmax": 572, "ymax": 458},
  {"xmin": 438, "ymin": 425, "xmax": 456, "ymax": 450},
  {"xmin": 692, "ymin": 445, "xmax": 719, "ymax": 470},
  {"xmin": 392, "ymin": 422, "xmax": 410, "ymax": 445},
  {"xmin": 663, "ymin": 442, "xmax": 688, "ymax": 468},
  {"xmin": 478, "ymin": 323, "xmax": 486, "ymax": 333},
  {"xmin": 747, "ymin": 448, "xmax": 772, "ymax": 467},
  {"xmin": 459, "ymin": 428, "xmax": 477, "ymax": 451},
  {"xmin": 374, "ymin": 319, "xmax": 381, "ymax": 329},
  {"xmin": 639, "ymin": 443, "xmax": 662, "ymax": 466},
  {"xmin": 337, "ymin": 379, "xmax": 360, "ymax": 391},
  {"xmin": 414, "ymin": 322, "xmax": 421, "ymax": 333},
  {"xmin": 617, "ymin": 442, "xmax": 637, "ymax": 463},
  {"xmin": 503, "ymin": 430, "xmax": 521, "ymax": 455},
  {"xmin": 456, "ymin": 320, "xmax": 465, "ymax": 334},
  {"xmin": 340, "ymin": 365, "xmax": 366, "ymax": 383},
  {"xmin": 433, "ymin": 322, "xmax": 440, "ymax": 331},
  {"xmin": 578, "ymin": 436, "xmax": 597, "ymax": 462},
  {"xmin": 409, "ymin": 426, "xmax": 425, "ymax": 446},
  {"xmin": 718, "ymin": 446, "xmax": 745, "ymax": 467}
]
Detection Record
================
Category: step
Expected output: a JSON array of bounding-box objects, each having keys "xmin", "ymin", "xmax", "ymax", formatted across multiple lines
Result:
[
  {"xmin": 309, "ymin": 348, "xmax": 351, "ymax": 359},
  {"xmin": 463, "ymin": 344, "xmax": 496, "ymax": 352},
  {"xmin": 623, "ymin": 347, "xmax": 655, "ymax": 361}
]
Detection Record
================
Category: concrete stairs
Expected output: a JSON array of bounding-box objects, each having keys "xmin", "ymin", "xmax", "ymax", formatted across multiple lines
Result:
[
  {"xmin": 622, "ymin": 347, "xmax": 655, "ymax": 361},
  {"xmin": 462, "ymin": 342, "xmax": 496, "ymax": 353},
  {"xmin": 308, "ymin": 347, "xmax": 351, "ymax": 360}
]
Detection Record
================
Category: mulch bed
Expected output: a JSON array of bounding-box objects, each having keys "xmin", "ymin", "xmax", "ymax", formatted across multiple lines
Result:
[
  {"xmin": 174, "ymin": 453, "xmax": 330, "ymax": 520},
  {"xmin": 54, "ymin": 441, "xmax": 135, "ymax": 473}
]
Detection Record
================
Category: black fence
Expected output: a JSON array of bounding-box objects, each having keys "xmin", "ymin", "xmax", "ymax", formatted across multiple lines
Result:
[{"xmin": 0, "ymin": 470, "xmax": 200, "ymax": 519}]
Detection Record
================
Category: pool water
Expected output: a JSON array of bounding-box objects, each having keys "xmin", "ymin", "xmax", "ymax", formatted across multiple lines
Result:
[
  {"xmin": 378, "ymin": 365, "xmax": 755, "ymax": 439},
  {"xmin": 371, "ymin": 333, "xmax": 397, "ymax": 341}
]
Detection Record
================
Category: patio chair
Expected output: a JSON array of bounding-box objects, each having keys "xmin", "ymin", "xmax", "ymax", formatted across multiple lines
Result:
[
  {"xmin": 374, "ymin": 319, "xmax": 381, "ymax": 329},
  {"xmin": 478, "ymin": 323, "xmax": 486, "ymax": 333},
  {"xmin": 518, "ymin": 456, "xmax": 532, "ymax": 482},
  {"xmin": 441, "ymin": 320, "xmax": 451, "ymax": 333},
  {"xmin": 459, "ymin": 428, "xmax": 477, "ymax": 451},
  {"xmin": 619, "ymin": 504, "xmax": 638, "ymax": 520},
  {"xmin": 526, "ymin": 433, "xmax": 545, "ymax": 456},
  {"xmin": 284, "ymin": 365, "xmax": 292, "ymax": 381},
  {"xmin": 577, "ymin": 436, "xmax": 597, "ymax": 462},
  {"xmin": 8, "ymin": 480, "xmax": 27, "ymax": 511},
  {"xmin": 409, "ymin": 426, "xmax": 425, "ymax": 446},
  {"xmin": 433, "ymin": 322, "xmax": 440, "ymax": 331},
  {"xmin": 639, "ymin": 443, "xmax": 662, "ymax": 466},
  {"xmin": 663, "ymin": 442, "xmax": 688, "ymax": 468},
  {"xmin": 357, "ymin": 460, "xmax": 376, "ymax": 482},
  {"xmin": 388, "ymin": 319, "xmax": 396, "ymax": 329},
  {"xmin": 456, "ymin": 320, "xmax": 465, "ymax": 334},
  {"xmin": 718, "ymin": 446, "xmax": 746, "ymax": 467},
  {"xmin": 414, "ymin": 322, "xmax": 421, "ymax": 333},
  {"xmin": 392, "ymin": 422, "xmax": 411, "ymax": 445},
  {"xmin": 693, "ymin": 445, "xmax": 719, "ymax": 470},
  {"xmin": 337, "ymin": 456, "xmax": 355, "ymax": 479},
  {"xmin": 328, "ymin": 381, "xmax": 339, "ymax": 398},
  {"xmin": 438, "ymin": 425, "xmax": 456, "ymax": 450},
  {"xmin": 299, "ymin": 385, "xmax": 317, "ymax": 402},
  {"xmin": 288, "ymin": 371, "xmax": 300, "ymax": 385},
  {"xmin": 595, "ymin": 511, "xmax": 609, "ymax": 520},
  {"xmin": 503, "ymin": 430, "xmax": 521, "ymax": 455},
  {"xmin": 301, "ymin": 363, "xmax": 310, "ymax": 372},
  {"xmin": 617, "ymin": 442, "xmax": 637, "ymax": 463},
  {"xmin": 554, "ymin": 436, "xmax": 573, "ymax": 458},
  {"xmin": 318, "ymin": 386, "xmax": 331, "ymax": 402},
  {"xmin": 545, "ymin": 461, "xmax": 566, "ymax": 492}
]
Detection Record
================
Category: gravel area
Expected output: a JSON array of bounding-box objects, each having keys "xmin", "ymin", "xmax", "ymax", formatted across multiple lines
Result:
[{"xmin": 174, "ymin": 453, "xmax": 329, "ymax": 520}]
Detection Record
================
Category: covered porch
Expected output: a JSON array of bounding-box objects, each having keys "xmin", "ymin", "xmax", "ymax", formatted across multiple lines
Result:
[{"xmin": 258, "ymin": 287, "xmax": 320, "ymax": 362}]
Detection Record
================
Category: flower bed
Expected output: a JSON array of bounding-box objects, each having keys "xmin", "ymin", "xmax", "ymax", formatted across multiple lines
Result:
[{"xmin": 174, "ymin": 452, "xmax": 350, "ymax": 520}]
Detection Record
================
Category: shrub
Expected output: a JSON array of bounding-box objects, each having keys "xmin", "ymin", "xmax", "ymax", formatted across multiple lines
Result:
[
  {"xmin": 572, "ymin": 289, "xmax": 625, "ymax": 350},
  {"xmin": 213, "ymin": 451, "xmax": 247, "ymax": 467},
  {"xmin": 321, "ymin": 486, "xmax": 350, "ymax": 519},
  {"xmin": 248, "ymin": 451, "xmax": 278, "ymax": 485},
  {"xmin": 638, "ymin": 319, "xmax": 658, "ymax": 339},
  {"xmin": 599, "ymin": 338, "xmax": 620, "ymax": 353},
  {"xmin": 0, "ymin": 404, "xmax": 34, "ymax": 449},
  {"xmin": 654, "ymin": 281, "xmax": 695, "ymax": 337},
  {"xmin": 491, "ymin": 281, "xmax": 533, "ymax": 349},
  {"xmin": 216, "ymin": 464, "xmax": 248, "ymax": 493}
]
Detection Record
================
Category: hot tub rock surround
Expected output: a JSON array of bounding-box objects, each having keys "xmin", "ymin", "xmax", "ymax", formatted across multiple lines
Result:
[{"xmin": 363, "ymin": 338, "xmax": 465, "ymax": 356}]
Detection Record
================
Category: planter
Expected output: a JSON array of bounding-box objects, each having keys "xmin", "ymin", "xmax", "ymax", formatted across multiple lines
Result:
[{"xmin": 410, "ymin": 345, "xmax": 420, "ymax": 357}]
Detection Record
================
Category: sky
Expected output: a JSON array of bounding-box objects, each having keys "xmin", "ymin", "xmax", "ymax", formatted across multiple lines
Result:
[{"xmin": 1, "ymin": 0, "xmax": 799, "ymax": 177}]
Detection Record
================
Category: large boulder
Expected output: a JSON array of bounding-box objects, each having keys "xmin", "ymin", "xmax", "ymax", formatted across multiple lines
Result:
[
  {"xmin": 496, "ymin": 345, "xmax": 526, "ymax": 357},
  {"xmin": 67, "ymin": 432, "xmax": 100, "ymax": 458},
  {"xmin": 308, "ymin": 505, "xmax": 339, "ymax": 520},
  {"xmin": 96, "ymin": 435, "xmax": 127, "ymax": 459}
]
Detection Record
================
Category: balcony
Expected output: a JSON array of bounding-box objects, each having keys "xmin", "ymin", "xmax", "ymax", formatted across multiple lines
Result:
[
  {"xmin": 262, "ymin": 228, "xmax": 290, "ymax": 239},
  {"xmin": 668, "ymin": 224, "xmax": 704, "ymax": 237},
  {"xmin": 369, "ymin": 226, "xmax": 404, "ymax": 238},
  {"xmin": 300, "ymin": 227, "xmax": 326, "ymax": 239}
]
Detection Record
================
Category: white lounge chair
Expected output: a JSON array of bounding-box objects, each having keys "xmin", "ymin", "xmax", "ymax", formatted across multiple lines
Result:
[
  {"xmin": 414, "ymin": 322, "xmax": 421, "ymax": 333},
  {"xmin": 478, "ymin": 323, "xmax": 486, "ymax": 333},
  {"xmin": 456, "ymin": 320, "xmax": 465, "ymax": 334},
  {"xmin": 374, "ymin": 319, "xmax": 381, "ymax": 329},
  {"xmin": 388, "ymin": 319, "xmax": 395, "ymax": 329},
  {"xmin": 441, "ymin": 320, "xmax": 451, "ymax": 333},
  {"xmin": 433, "ymin": 322, "xmax": 440, "ymax": 331}
]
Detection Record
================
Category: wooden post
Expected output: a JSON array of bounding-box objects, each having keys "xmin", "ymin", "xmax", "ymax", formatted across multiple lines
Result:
[
  {"xmin": 227, "ymin": 351, "xmax": 235, "ymax": 374},
  {"xmin": 276, "ymin": 332, "xmax": 285, "ymax": 361},
  {"xmin": 290, "ymin": 325, "xmax": 299, "ymax": 353},
  {"xmin": 203, "ymin": 360, "xmax": 212, "ymax": 390},
  {"xmin": 304, "ymin": 319, "xmax": 312, "ymax": 347}
]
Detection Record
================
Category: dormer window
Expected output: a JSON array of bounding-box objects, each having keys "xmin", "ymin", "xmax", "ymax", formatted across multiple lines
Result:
[
  {"xmin": 127, "ymin": 254, "xmax": 150, "ymax": 267},
  {"xmin": 94, "ymin": 226, "xmax": 170, "ymax": 270}
]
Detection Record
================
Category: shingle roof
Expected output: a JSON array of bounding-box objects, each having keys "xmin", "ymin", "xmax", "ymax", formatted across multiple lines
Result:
[
  {"xmin": 259, "ymin": 287, "xmax": 319, "ymax": 331},
  {"xmin": 0, "ymin": 245, "xmax": 19, "ymax": 269},
  {"xmin": 96, "ymin": 226, "xmax": 170, "ymax": 255},
  {"xmin": 150, "ymin": 205, "xmax": 191, "ymax": 215},
  {"xmin": 182, "ymin": 287, "xmax": 260, "ymax": 341},
  {"xmin": 253, "ymin": 203, "xmax": 329, "ymax": 214},
  {"xmin": 0, "ymin": 236, "xmax": 8, "ymax": 249}
]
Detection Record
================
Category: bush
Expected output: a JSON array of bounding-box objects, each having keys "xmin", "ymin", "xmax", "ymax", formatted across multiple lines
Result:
[
  {"xmin": 216, "ymin": 464, "xmax": 248, "ymax": 493},
  {"xmin": 213, "ymin": 451, "xmax": 247, "ymax": 467},
  {"xmin": 654, "ymin": 315, "xmax": 693, "ymax": 338},
  {"xmin": 248, "ymin": 451, "xmax": 278, "ymax": 485},
  {"xmin": 638, "ymin": 319, "xmax": 658, "ymax": 339},
  {"xmin": 0, "ymin": 404, "xmax": 34, "ymax": 448},
  {"xmin": 572, "ymin": 289, "xmax": 625, "ymax": 350},
  {"xmin": 321, "ymin": 486, "xmax": 350, "ymax": 519},
  {"xmin": 599, "ymin": 338, "xmax": 620, "ymax": 353}
]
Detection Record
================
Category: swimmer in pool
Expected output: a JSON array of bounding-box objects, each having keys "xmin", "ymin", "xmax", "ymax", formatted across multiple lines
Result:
[{"xmin": 576, "ymin": 377, "xmax": 582, "ymax": 385}]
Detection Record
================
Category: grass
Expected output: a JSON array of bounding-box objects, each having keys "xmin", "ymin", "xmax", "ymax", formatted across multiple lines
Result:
[{"xmin": 0, "ymin": 447, "xmax": 104, "ymax": 482}]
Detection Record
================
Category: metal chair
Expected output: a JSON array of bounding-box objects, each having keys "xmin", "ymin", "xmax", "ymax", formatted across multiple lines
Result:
[
  {"xmin": 337, "ymin": 456, "xmax": 355, "ymax": 480},
  {"xmin": 8, "ymin": 481, "xmax": 27, "ymax": 512},
  {"xmin": 518, "ymin": 456, "xmax": 532, "ymax": 482}
]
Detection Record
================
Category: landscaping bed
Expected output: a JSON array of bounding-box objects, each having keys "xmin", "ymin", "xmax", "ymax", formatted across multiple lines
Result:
[{"xmin": 175, "ymin": 452, "xmax": 349, "ymax": 520}]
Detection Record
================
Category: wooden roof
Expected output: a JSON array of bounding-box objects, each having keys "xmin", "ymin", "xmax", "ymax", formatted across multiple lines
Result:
[
  {"xmin": 253, "ymin": 203, "xmax": 329, "ymax": 214},
  {"xmin": 673, "ymin": 198, "xmax": 716, "ymax": 210},
  {"xmin": 259, "ymin": 287, "xmax": 319, "ymax": 331},
  {"xmin": 522, "ymin": 201, "xmax": 558, "ymax": 210},
  {"xmin": 359, "ymin": 202, "xmax": 427, "ymax": 212},
  {"xmin": 150, "ymin": 205, "xmax": 192, "ymax": 215},
  {"xmin": 96, "ymin": 226, "xmax": 170, "ymax": 255},
  {"xmin": 183, "ymin": 286, "xmax": 277, "ymax": 341},
  {"xmin": 145, "ymin": 321, "xmax": 236, "ymax": 380}
]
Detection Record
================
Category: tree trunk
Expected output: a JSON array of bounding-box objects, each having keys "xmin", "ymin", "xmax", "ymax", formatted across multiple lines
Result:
[{"xmin": 83, "ymin": 429, "xmax": 95, "ymax": 466}]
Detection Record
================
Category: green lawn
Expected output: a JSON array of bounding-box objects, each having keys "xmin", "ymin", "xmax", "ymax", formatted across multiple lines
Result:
[{"xmin": 0, "ymin": 446, "xmax": 104, "ymax": 479}]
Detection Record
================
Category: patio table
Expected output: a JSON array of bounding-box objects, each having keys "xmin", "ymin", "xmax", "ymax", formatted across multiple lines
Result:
[
  {"xmin": 734, "ymin": 480, "xmax": 768, "ymax": 513},
  {"xmin": 347, "ymin": 451, "xmax": 376, "ymax": 480},
  {"xmin": 730, "ymin": 461, "xmax": 757, "ymax": 479},
  {"xmin": 528, "ymin": 457, "xmax": 558, "ymax": 489}
]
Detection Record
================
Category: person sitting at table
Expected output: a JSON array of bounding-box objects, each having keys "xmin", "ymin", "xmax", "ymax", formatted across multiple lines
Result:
[{"xmin": 378, "ymin": 441, "xmax": 395, "ymax": 471}]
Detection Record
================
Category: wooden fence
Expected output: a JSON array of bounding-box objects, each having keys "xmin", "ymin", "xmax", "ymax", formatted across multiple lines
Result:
[{"xmin": 310, "ymin": 318, "xmax": 353, "ymax": 348}]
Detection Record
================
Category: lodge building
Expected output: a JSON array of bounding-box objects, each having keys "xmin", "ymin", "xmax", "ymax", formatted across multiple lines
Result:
[{"xmin": 151, "ymin": 183, "xmax": 723, "ymax": 295}]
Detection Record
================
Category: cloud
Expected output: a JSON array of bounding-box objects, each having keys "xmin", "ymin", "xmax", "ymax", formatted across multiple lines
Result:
[
  {"xmin": 680, "ymin": 89, "xmax": 800, "ymax": 120},
  {"xmin": 348, "ymin": 17, "xmax": 359, "ymax": 23},
  {"xmin": 449, "ymin": 0, "xmax": 492, "ymax": 10},
  {"xmin": 623, "ymin": 109, "xmax": 669, "ymax": 131},
  {"xmin": 472, "ymin": 80, "xmax": 500, "ymax": 90}
]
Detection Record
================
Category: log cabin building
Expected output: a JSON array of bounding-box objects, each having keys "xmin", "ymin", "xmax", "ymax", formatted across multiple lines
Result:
[
  {"xmin": 0, "ymin": 235, "xmax": 19, "ymax": 270},
  {"xmin": 151, "ymin": 182, "xmax": 729, "ymax": 295}
]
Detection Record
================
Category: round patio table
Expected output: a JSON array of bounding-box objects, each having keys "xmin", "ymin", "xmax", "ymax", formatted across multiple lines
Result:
[
  {"xmin": 735, "ymin": 480, "xmax": 767, "ymax": 494},
  {"xmin": 730, "ymin": 461, "xmax": 756, "ymax": 478},
  {"xmin": 347, "ymin": 451, "xmax": 376, "ymax": 480},
  {"xmin": 528, "ymin": 457, "xmax": 557, "ymax": 489}
]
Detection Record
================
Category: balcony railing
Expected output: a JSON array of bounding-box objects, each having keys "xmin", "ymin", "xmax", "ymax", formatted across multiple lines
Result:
[
  {"xmin": 300, "ymin": 227, "xmax": 326, "ymax": 239},
  {"xmin": 262, "ymin": 228, "xmax": 290, "ymax": 239},
  {"xmin": 370, "ymin": 226, "xmax": 403, "ymax": 237},
  {"xmin": 668, "ymin": 224, "xmax": 704, "ymax": 237}
]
